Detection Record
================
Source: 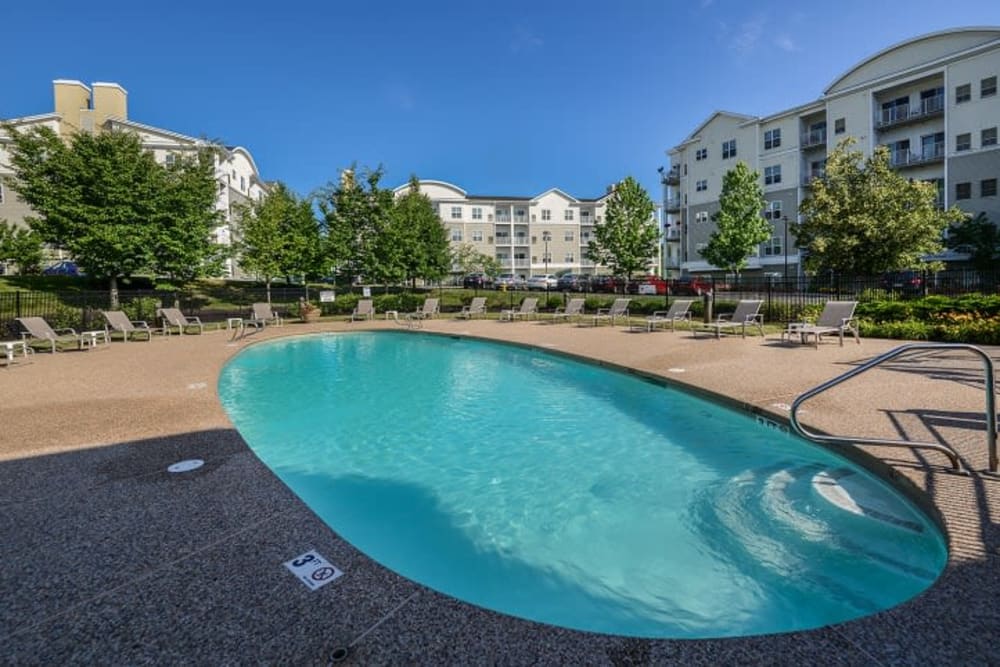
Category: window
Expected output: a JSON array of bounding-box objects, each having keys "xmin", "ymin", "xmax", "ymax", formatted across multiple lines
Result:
[
  {"xmin": 764, "ymin": 200, "xmax": 782, "ymax": 220},
  {"xmin": 451, "ymin": 228, "xmax": 463, "ymax": 241},
  {"xmin": 956, "ymin": 133, "xmax": 971, "ymax": 152},
  {"xmin": 450, "ymin": 206, "xmax": 462, "ymax": 219},
  {"xmin": 683, "ymin": 163, "xmax": 688, "ymax": 175},
  {"xmin": 471, "ymin": 207, "xmax": 482, "ymax": 220},
  {"xmin": 982, "ymin": 127, "xmax": 998, "ymax": 147},
  {"xmin": 564, "ymin": 230, "xmax": 574, "ymax": 242},
  {"xmin": 983, "ymin": 178, "xmax": 998, "ymax": 198},
  {"xmin": 240, "ymin": 176, "xmax": 246, "ymax": 191},
  {"xmin": 834, "ymin": 118, "xmax": 846, "ymax": 134},
  {"xmin": 921, "ymin": 132, "xmax": 945, "ymax": 159},
  {"xmin": 761, "ymin": 235, "xmax": 783, "ymax": 257},
  {"xmin": 695, "ymin": 148, "xmax": 707, "ymax": 161},
  {"xmin": 580, "ymin": 210, "xmax": 590, "ymax": 222},
  {"xmin": 695, "ymin": 211, "xmax": 709, "ymax": 223},
  {"xmin": 164, "ymin": 153, "xmax": 176, "ymax": 166},
  {"xmin": 471, "ymin": 230, "xmax": 483, "ymax": 242},
  {"xmin": 956, "ymin": 182, "xmax": 971, "ymax": 200},
  {"xmin": 764, "ymin": 128, "xmax": 781, "ymax": 150},
  {"xmin": 541, "ymin": 209, "xmax": 551, "ymax": 221},
  {"xmin": 0, "ymin": 182, "xmax": 4, "ymax": 204},
  {"xmin": 514, "ymin": 208, "xmax": 527, "ymax": 220},
  {"xmin": 956, "ymin": 83, "xmax": 971, "ymax": 104},
  {"xmin": 764, "ymin": 165, "xmax": 782, "ymax": 185},
  {"xmin": 581, "ymin": 230, "xmax": 591, "ymax": 242},
  {"xmin": 722, "ymin": 139, "xmax": 737, "ymax": 159},
  {"xmin": 695, "ymin": 179, "xmax": 708, "ymax": 192},
  {"xmin": 982, "ymin": 76, "xmax": 997, "ymax": 98},
  {"xmin": 564, "ymin": 252, "xmax": 575, "ymax": 263},
  {"xmin": 564, "ymin": 209, "xmax": 574, "ymax": 221}
]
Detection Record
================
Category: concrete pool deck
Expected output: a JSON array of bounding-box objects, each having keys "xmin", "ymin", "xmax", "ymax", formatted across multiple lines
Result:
[{"xmin": 1, "ymin": 317, "xmax": 997, "ymax": 665}]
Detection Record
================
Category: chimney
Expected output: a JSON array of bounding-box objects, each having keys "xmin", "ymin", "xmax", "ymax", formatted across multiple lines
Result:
[
  {"xmin": 91, "ymin": 82, "xmax": 128, "ymax": 129},
  {"xmin": 52, "ymin": 80, "xmax": 91, "ymax": 137}
]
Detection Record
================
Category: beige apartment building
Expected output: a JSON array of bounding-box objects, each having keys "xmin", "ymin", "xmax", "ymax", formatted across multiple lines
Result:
[
  {"xmin": 395, "ymin": 179, "xmax": 636, "ymax": 278},
  {"xmin": 663, "ymin": 27, "xmax": 1000, "ymax": 279},
  {"xmin": 0, "ymin": 80, "xmax": 268, "ymax": 277}
]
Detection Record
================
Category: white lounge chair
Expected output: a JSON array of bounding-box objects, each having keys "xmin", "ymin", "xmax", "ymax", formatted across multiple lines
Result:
[
  {"xmin": 457, "ymin": 297, "xmax": 487, "ymax": 319},
  {"xmin": 592, "ymin": 298, "xmax": 630, "ymax": 327},
  {"xmin": 412, "ymin": 298, "xmax": 440, "ymax": 320},
  {"xmin": 695, "ymin": 300, "xmax": 763, "ymax": 339},
  {"xmin": 550, "ymin": 297, "xmax": 585, "ymax": 323},
  {"xmin": 638, "ymin": 299, "xmax": 693, "ymax": 332},
  {"xmin": 350, "ymin": 299, "xmax": 374, "ymax": 321},
  {"xmin": 102, "ymin": 310, "xmax": 152, "ymax": 342},
  {"xmin": 500, "ymin": 297, "xmax": 538, "ymax": 321},
  {"xmin": 157, "ymin": 308, "xmax": 204, "ymax": 335},
  {"xmin": 786, "ymin": 300, "xmax": 860, "ymax": 348},
  {"xmin": 250, "ymin": 302, "xmax": 283, "ymax": 328},
  {"xmin": 16, "ymin": 316, "xmax": 90, "ymax": 352}
]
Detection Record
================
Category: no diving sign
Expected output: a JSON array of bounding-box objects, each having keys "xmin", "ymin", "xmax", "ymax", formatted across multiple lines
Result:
[{"xmin": 284, "ymin": 550, "xmax": 344, "ymax": 591}]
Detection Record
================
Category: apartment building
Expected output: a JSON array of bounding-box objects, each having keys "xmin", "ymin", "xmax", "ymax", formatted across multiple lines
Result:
[
  {"xmin": 0, "ymin": 80, "xmax": 268, "ymax": 277},
  {"xmin": 663, "ymin": 27, "xmax": 1000, "ymax": 278},
  {"xmin": 395, "ymin": 179, "xmax": 628, "ymax": 278}
]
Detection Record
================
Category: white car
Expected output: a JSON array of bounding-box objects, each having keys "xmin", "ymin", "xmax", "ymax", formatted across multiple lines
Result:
[{"xmin": 526, "ymin": 274, "xmax": 558, "ymax": 290}]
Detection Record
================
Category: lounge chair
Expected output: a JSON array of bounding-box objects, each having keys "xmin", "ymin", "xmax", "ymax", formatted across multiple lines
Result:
[
  {"xmin": 15, "ymin": 316, "xmax": 92, "ymax": 352},
  {"xmin": 550, "ymin": 297, "xmax": 585, "ymax": 323},
  {"xmin": 350, "ymin": 299, "xmax": 374, "ymax": 321},
  {"xmin": 786, "ymin": 300, "xmax": 860, "ymax": 348},
  {"xmin": 457, "ymin": 297, "xmax": 487, "ymax": 319},
  {"xmin": 695, "ymin": 299, "xmax": 763, "ymax": 339},
  {"xmin": 638, "ymin": 299, "xmax": 693, "ymax": 332},
  {"xmin": 500, "ymin": 297, "xmax": 538, "ymax": 321},
  {"xmin": 157, "ymin": 307, "xmax": 204, "ymax": 335},
  {"xmin": 592, "ymin": 298, "xmax": 630, "ymax": 326},
  {"xmin": 102, "ymin": 310, "xmax": 152, "ymax": 342},
  {"xmin": 250, "ymin": 302, "xmax": 283, "ymax": 328},
  {"xmin": 412, "ymin": 298, "xmax": 440, "ymax": 320}
]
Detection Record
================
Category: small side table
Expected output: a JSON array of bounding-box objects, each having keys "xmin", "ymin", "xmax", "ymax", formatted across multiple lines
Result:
[
  {"xmin": 80, "ymin": 330, "xmax": 109, "ymax": 350},
  {"xmin": 384, "ymin": 310, "xmax": 398, "ymax": 321},
  {"xmin": 3, "ymin": 340, "xmax": 33, "ymax": 368},
  {"xmin": 226, "ymin": 317, "xmax": 244, "ymax": 331}
]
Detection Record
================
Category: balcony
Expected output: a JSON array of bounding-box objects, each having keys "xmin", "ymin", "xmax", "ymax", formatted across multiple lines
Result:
[
  {"xmin": 875, "ymin": 95, "xmax": 944, "ymax": 131},
  {"xmin": 661, "ymin": 165, "xmax": 681, "ymax": 185},
  {"xmin": 665, "ymin": 197, "xmax": 681, "ymax": 213},
  {"xmin": 801, "ymin": 172, "xmax": 826, "ymax": 187},
  {"xmin": 887, "ymin": 145, "xmax": 945, "ymax": 169},
  {"xmin": 513, "ymin": 215, "xmax": 528, "ymax": 223},
  {"xmin": 801, "ymin": 129, "xmax": 827, "ymax": 150},
  {"xmin": 495, "ymin": 215, "xmax": 511, "ymax": 223}
]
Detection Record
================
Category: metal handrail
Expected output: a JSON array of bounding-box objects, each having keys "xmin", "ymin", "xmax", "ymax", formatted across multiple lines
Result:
[{"xmin": 790, "ymin": 343, "xmax": 998, "ymax": 473}]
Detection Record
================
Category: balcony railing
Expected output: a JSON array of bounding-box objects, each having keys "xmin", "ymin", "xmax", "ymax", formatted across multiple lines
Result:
[
  {"xmin": 801, "ymin": 129, "xmax": 827, "ymax": 150},
  {"xmin": 875, "ymin": 95, "xmax": 944, "ymax": 131},
  {"xmin": 495, "ymin": 215, "xmax": 511, "ymax": 223},
  {"xmin": 513, "ymin": 215, "xmax": 528, "ymax": 223},
  {"xmin": 887, "ymin": 144, "xmax": 945, "ymax": 168},
  {"xmin": 665, "ymin": 198, "xmax": 681, "ymax": 212},
  {"xmin": 661, "ymin": 166, "xmax": 681, "ymax": 185},
  {"xmin": 801, "ymin": 172, "xmax": 826, "ymax": 187}
]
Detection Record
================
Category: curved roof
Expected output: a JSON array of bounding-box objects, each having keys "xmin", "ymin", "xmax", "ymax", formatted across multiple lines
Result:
[
  {"xmin": 825, "ymin": 27, "xmax": 1000, "ymax": 95},
  {"xmin": 392, "ymin": 179, "xmax": 467, "ymax": 198}
]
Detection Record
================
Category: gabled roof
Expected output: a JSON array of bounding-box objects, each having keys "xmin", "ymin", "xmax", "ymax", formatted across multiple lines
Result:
[
  {"xmin": 105, "ymin": 117, "xmax": 203, "ymax": 145},
  {"xmin": 530, "ymin": 187, "xmax": 578, "ymax": 204},
  {"xmin": 675, "ymin": 110, "xmax": 758, "ymax": 147},
  {"xmin": 0, "ymin": 113, "xmax": 61, "ymax": 132}
]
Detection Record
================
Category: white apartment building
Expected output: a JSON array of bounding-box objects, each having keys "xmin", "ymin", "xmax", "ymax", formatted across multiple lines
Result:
[
  {"xmin": 663, "ymin": 27, "xmax": 1000, "ymax": 278},
  {"xmin": 395, "ymin": 179, "xmax": 630, "ymax": 278},
  {"xmin": 0, "ymin": 80, "xmax": 268, "ymax": 277}
]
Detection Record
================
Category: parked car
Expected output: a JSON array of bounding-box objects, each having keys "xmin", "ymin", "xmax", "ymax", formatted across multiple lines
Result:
[
  {"xmin": 556, "ymin": 273, "xmax": 592, "ymax": 292},
  {"xmin": 591, "ymin": 275, "xmax": 624, "ymax": 293},
  {"xmin": 526, "ymin": 274, "xmax": 559, "ymax": 290},
  {"xmin": 494, "ymin": 273, "xmax": 527, "ymax": 290},
  {"xmin": 880, "ymin": 270, "xmax": 924, "ymax": 295},
  {"xmin": 626, "ymin": 275, "xmax": 668, "ymax": 295},
  {"xmin": 667, "ymin": 276, "xmax": 712, "ymax": 296},
  {"xmin": 42, "ymin": 260, "xmax": 82, "ymax": 276},
  {"xmin": 463, "ymin": 272, "xmax": 494, "ymax": 289}
]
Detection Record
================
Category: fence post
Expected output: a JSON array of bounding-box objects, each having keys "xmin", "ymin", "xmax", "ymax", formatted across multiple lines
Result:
[{"xmin": 15, "ymin": 290, "xmax": 21, "ymax": 318}]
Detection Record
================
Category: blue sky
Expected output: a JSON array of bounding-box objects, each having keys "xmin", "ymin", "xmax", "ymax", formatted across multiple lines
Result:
[{"xmin": 3, "ymin": 1, "xmax": 999, "ymax": 202}]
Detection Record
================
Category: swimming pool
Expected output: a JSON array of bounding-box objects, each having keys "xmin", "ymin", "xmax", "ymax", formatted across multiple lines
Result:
[{"xmin": 219, "ymin": 332, "xmax": 947, "ymax": 639}]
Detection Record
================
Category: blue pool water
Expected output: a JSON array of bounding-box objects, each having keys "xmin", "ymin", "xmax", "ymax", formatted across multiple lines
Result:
[{"xmin": 219, "ymin": 332, "xmax": 947, "ymax": 639}]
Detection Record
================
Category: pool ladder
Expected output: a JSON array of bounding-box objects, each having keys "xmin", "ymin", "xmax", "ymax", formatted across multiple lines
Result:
[{"xmin": 790, "ymin": 343, "xmax": 998, "ymax": 474}]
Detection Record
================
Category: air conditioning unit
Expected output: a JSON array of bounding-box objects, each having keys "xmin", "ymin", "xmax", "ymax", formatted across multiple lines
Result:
[
  {"xmin": 531, "ymin": 236, "xmax": 537, "ymax": 244},
  {"xmin": 531, "ymin": 215, "xmax": 536, "ymax": 222},
  {"xmin": 488, "ymin": 236, "xmax": 494, "ymax": 244},
  {"xmin": 488, "ymin": 214, "xmax": 494, "ymax": 221}
]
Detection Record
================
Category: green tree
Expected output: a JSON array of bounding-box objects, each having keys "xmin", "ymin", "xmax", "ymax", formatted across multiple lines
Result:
[
  {"xmin": 451, "ymin": 243, "xmax": 501, "ymax": 278},
  {"xmin": 236, "ymin": 182, "xmax": 322, "ymax": 301},
  {"xmin": 700, "ymin": 161, "xmax": 770, "ymax": 276},
  {"xmin": 797, "ymin": 139, "xmax": 965, "ymax": 274},
  {"xmin": 391, "ymin": 176, "xmax": 452, "ymax": 286},
  {"xmin": 2, "ymin": 124, "xmax": 223, "ymax": 301},
  {"xmin": 946, "ymin": 212, "xmax": 999, "ymax": 272},
  {"xmin": 586, "ymin": 176, "xmax": 658, "ymax": 283},
  {"xmin": 317, "ymin": 165, "xmax": 396, "ymax": 286},
  {"xmin": 0, "ymin": 220, "xmax": 44, "ymax": 274}
]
